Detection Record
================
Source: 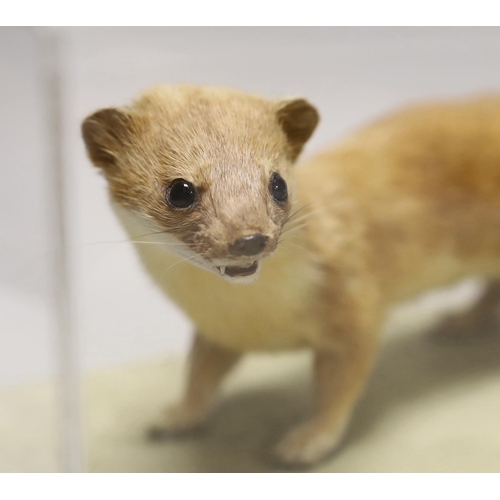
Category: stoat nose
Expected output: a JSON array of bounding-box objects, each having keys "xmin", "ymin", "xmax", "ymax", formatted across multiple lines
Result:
[{"xmin": 229, "ymin": 234, "xmax": 269, "ymax": 256}]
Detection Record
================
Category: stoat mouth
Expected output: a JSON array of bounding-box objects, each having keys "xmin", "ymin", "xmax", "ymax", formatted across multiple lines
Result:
[{"xmin": 218, "ymin": 261, "xmax": 258, "ymax": 277}]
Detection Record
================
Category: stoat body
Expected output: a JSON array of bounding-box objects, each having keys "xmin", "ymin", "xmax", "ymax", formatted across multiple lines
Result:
[{"xmin": 83, "ymin": 85, "xmax": 500, "ymax": 465}]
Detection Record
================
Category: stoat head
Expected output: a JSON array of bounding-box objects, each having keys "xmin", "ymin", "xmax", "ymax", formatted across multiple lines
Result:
[{"xmin": 82, "ymin": 85, "xmax": 319, "ymax": 284}]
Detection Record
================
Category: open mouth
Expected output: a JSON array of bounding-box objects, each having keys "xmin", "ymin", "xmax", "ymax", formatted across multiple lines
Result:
[{"xmin": 218, "ymin": 261, "xmax": 258, "ymax": 278}]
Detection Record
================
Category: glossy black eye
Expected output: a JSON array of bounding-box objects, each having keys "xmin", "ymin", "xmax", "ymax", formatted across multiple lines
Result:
[
  {"xmin": 269, "ymin": 172, "xmax": 288, "ymax": 203},
  {"xmin": 166, "ymin": 179, "xmax": 197, "ymax": 208}
]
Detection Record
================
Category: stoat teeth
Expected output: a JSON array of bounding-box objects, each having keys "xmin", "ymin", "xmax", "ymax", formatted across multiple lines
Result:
[{"xmin": 219, "ymin": 266, "xmax": 226, "ymax": 275}]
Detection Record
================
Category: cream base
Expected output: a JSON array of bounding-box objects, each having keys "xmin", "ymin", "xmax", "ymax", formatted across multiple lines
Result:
[{"xmin": 2, "ymin": 292, "xmax": 500, "ymax": 472}]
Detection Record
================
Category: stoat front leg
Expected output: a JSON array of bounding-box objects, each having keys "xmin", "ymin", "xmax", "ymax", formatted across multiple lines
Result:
[
  {"xmin": 273, "ymin": 341, "xmax": 379, "ymax": 466},
  {"xmin": 148, "ymin": 333, "xmax": 241, "ymax": 439}
]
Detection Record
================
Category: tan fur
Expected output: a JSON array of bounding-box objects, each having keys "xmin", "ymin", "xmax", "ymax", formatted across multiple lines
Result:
[{"xmin": 82, "ymin": 86, "xmax": 500, "ymax": 465}]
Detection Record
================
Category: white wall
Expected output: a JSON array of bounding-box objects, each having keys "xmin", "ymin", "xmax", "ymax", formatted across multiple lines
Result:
[
  {"xmin": 3, "ymin": 27, "xmax": 500, "ymax": 385},
  {"xmin": 0, "ymin": 28, "xmax": 54, "ymax": 385}
]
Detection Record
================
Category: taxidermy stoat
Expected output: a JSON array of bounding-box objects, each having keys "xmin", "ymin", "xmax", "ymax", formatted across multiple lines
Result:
[{"xmin": 82, "ymin": 85, "xmax": 500, "ymax": 465}]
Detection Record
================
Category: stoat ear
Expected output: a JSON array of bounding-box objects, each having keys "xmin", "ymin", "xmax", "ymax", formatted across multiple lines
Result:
[
  {"xmin": 276, "ymin": 98, "xmax": 320, "ymax": 159},
  {"xmin": 81, "ymin": 108, "xmax": 133, "ymax": 169}
]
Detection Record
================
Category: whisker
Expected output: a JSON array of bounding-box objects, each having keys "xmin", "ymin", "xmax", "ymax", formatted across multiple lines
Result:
[
  {"xmin": 278, "ymin": 234, "xmax": 303, "ymax": 244},
  {"xmin": 277, "ymin": 245, "xmax": 293, "ymax": 255},
  {"xmin": 131, "ymin": 240, "xmax": 186, "ymax": 246},
  {"xmin": 276, "ymin": 240, "xmax": 294, "ymax": 255},
  {"xmin": 161, "ymin": 255, "xmax": 198, "ymax": 277},
  {"xmin": 284, "ymin": 202, "xmax": 312, "ymax": 225},
  {"xmin": 283, "ymin": 199, "xmax": 352, "ymax": 231},
  {"xmin": 285, "ymin": 242, "xmax": 310, "ymax": 253},
  {"xmin": 281, "ymin": 223, "xmax": 310, "ymax": 236},
  {"xmin": 86, "ymin": 239, "xmax": 186, "ymax": 247},
  {"xmin": 277, "ymin": 241, "xmax": 303, "ymax": 256},
  {"xmin": 133, "ymin": 229, "xmax": 170, "ymax": 239},
  {"xmin": 284, "ymin": 208, "xmax": 323, "ymax": 228}
]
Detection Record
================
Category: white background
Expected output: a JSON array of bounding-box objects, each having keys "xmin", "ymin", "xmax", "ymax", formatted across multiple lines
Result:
[{"xmin": 2, "ymin": 27, "xmax": 500, "ymax": 386}]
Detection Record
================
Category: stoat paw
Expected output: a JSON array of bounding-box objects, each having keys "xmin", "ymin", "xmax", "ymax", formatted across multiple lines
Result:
[
  {"xmin": 147, "ymin": 403, "xmax": 210, "ymax": 440},
  {"xmin": 272, "ymin": 421, "xmax": 343, "ymax": 467}
]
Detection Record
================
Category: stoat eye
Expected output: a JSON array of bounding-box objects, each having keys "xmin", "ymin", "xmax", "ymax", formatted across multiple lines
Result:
[
  {"xmin": 269, "ymin": 172, "xmax": 288, "ymax": 204},
  {"xmin": 166, "ymin": 179, "xmax": 197, "ymax": 208}
]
